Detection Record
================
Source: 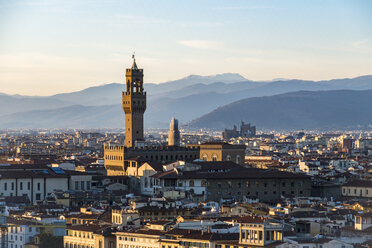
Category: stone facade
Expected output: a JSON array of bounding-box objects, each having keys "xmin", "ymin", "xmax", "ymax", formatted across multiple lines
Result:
[
  {"xmin": 168, "ymin": 117, "xmax": 180, "ymax": 146},
  {"xmin": 122, "ymin": 57, "xmax": 146, "ymax": 148},
  {"xmin": 194, "ymin": 142, "xmax": 246, "ymax": 165},
  {"xmin": 206, "ymin": 177, "xmax": 312, "ymax": 202},
  {"xmin": 153, "ymin": 161, "xmax": 311, "ymax": 203}
]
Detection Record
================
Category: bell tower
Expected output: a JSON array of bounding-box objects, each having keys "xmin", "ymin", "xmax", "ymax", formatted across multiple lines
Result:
[{"xmin": 122, "ymin": 55, "xmax": 146, "ymax": 147}]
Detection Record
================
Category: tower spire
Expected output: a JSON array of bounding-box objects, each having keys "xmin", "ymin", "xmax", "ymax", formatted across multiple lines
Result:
[{"xmin": 132, "ymin": 52, "xmax": 138, "ymax": 69}]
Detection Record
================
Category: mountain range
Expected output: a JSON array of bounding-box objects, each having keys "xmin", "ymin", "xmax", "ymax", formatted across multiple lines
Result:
[
  {"xmin": 190, "ymin": 89, "xmax": 372, "ymax": 131},
  {"xmin": 0, "ymin": 74, "xmax": 372, "ymax": 130}
]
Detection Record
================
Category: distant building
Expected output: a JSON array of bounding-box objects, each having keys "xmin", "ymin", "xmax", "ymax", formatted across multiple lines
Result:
[
  {"xmin": 355, "ymin": 138, "xmax": 372, "ymax": 155},
  {"xmin": 122, "ymin": 55, "xmax": 146, "ymax": 148},
  {"xmin": 200, "ymin": 142, "xmax": 245, "ymax": 165},
  {"xmin": 187, "ymin": 142, "xmax": 246, "ymax": 165},
  {"xmin": 168, "ymin": 117, "xmax": 180, "ymax": 146},
  {"xmin": 342, "ymin": 180, "xmax": 372, "ymax": 199},
  {"xmin": 0, "ymin": 165, "xmax": 94, "ymax": 204},
  {"xmin": 64, "ymin": 224, "xmax": 115, "ymax": 248},
  {"xmin": 223, "ymin": 121, "xmax": 256, "ymax": 140},
  {"xmin": 152, "ymin": 161, "xmax": 311, "ymax": 202},
  {"xmin": 104, "ymin": 58, "xmax": 200, "ymax": 176}
]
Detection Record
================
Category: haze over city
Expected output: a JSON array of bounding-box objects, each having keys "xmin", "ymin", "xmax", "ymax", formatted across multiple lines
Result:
[
  {"xmin": 0, "ymin": 0, "xmax": 372, "ymax": 95},
  {"xmin": 2, "ymin": 1, "xmax": 372, "ymax": 248}
]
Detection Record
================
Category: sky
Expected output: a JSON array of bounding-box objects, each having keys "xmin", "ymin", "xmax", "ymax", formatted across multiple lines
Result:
[{"xmin": 0, "ymin": 0, "xmax": 371, "ymax": 96}]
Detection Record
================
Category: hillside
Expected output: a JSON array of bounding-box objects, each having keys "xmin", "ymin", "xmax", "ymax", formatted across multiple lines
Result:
[
  {"xmin": 0, "ymin": 74, "xmax": 372, "ymax": 129},
  {"xmin": 189, "ymin": 90, "xmax": 372, "ymax": 130}
]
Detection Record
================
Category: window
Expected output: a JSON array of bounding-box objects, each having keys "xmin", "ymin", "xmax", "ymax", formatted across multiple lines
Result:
[
  {"xmin": 36, "ymin": 193, "xmax": 41, "ymax": 201},
  {"xmin": 86, "ymin": 182, "xmax": 91, "ymax": 190},
  {"xmin": 189, "ymin": 180, "xmax": 194, "ymax": 187},
  {"xmin": 37, "ymin": 183, "xmax": 40, "ymax": 191},
  {"xmin": 75, "ymin": 182, "xmax": 79, "ymax": 190},
  {"xmin": 28, "ymin": 182, "xmax": 31, "ymax": 190},
  {"xmin": 212, "ymin": 154, "xmax": 217, "ymax": 161},
  {"xmin": 236, "ymin": 155, "xmax": 241, "ymax": 164},
  {"xmin": 81, "ymin": 181, "xmax": 85, "ymax": 190},
  {"xmin": 20, "ymin": 182, "xmax": 23, "ymax": 190},
  {"xmin": 11, "ymin": 182, "xmax": 14, "ymax": 190},
  {"xmin": 4, "ymin": 183, "xmax": 7, "ymax": 191}
]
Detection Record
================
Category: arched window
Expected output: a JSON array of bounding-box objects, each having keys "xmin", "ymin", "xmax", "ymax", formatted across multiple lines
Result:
[
  {"xmin": 189, "ymin": 180, "xmax": 194, "ymax": 187},
  {"xmin": 212, "ymin": 154, "xmax": 217, "ymax": 161},
  {"xmin": 202, "ymin": 154, "xmax": 208, "ymax": 161},
  {"xmin": 236, "ymin": 155, "xmax": 241, "ymax": 164},
  {"xmin": 226, "ymin": 155, "xmax": 231, "ymax": 161}
]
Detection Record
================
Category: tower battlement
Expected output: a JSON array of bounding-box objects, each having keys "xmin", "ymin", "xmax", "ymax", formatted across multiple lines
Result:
[{"xmin": 122, "ymin": 56, "xmax": 147, "ymax": 148}]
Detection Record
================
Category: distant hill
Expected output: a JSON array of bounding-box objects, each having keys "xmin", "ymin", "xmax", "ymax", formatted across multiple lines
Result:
[
  {"xmin": 0, "ymin": 104, "xmax": 123, "ymax": 129},
  {"xmin": 189, "ymin": 89, "xmax": 372, "ymax": 130},
  {"xmin": 0, "ymin": 74, "xmax": 372, "ymax": 129}
]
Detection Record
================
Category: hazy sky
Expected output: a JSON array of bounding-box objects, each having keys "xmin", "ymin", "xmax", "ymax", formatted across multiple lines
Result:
[{"xmin": 0, "ymin": 0, "xmax": 371, "ymax": 96}]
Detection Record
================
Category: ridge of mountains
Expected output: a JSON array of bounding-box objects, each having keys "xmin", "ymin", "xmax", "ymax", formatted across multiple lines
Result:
[
  {"xmin": 189, "ymin": 89, "xmax": 372, "ymax": 131},
  {"xmin": 0, "ymin": 74, "xmax": 372, "ymax": 129}
]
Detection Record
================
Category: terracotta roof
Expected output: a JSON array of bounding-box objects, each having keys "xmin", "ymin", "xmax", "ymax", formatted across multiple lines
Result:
[
  {"xmin": 4, "ymin": 196, "xmax": 30, "ymax": 204},
  {"xmin": 343, "ymin": 180, "xmax": 372, "ymax": 188},
  {"xmin": 67, "ymin": 224, "xmax": 111, "ymax": 233},
  {"xmin": 0, "ymin": 168, "xmax": 68, "ymax": 179},
  {"xmin": 147, "ymin": 220, "xmax": 173, "ymax": 225},
  {"xmin": 116, "ymin": 228, "xmax": 165, "ymax": 236},
  {"xmin": 233, "ymin": 216, "xmax": 265, "ymax": 224},
  {"xmin": 153, "ymin": 165, "xmax": 309, "ymax": 180}
]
